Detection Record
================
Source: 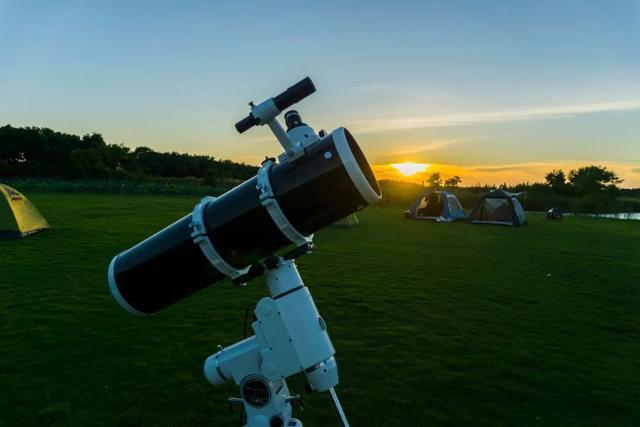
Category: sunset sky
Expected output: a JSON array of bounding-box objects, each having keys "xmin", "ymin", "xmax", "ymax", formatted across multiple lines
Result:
[{"xmin": 1, "ymin": 1, "xmax": 639, "ymax": 186}]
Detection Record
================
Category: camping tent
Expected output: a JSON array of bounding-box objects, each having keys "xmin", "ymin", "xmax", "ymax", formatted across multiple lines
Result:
[
  {"xmin": 331, "ymin": 213, "xmax": 360, "ymax": 228},
  {"xmin": 0, "ymin": 184, "xmax": 50, "ymax": 238},
  {"xmin": 404, "ymin": 190, "xmax": 466, "ymax": 222},
  {"xmin": 467, "ymin": 190, "xmax": 526, "ymax": 226}
]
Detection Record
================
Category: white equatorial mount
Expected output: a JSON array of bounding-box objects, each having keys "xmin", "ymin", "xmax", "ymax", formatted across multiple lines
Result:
[{"xmin": 204, "ymin": 258, "xmax": 350, "ymax": 427}]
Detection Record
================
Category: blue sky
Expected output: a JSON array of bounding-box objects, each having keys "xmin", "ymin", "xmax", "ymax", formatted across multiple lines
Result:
[{"xmin": 1, "ymin": 0, "xmax": 639, "ymax": 185}]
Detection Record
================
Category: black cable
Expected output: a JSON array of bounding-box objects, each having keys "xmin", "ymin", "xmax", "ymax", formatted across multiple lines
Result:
[
  {"xmin": 235, "ymin": 303, "xmax": 256, "ymax": 426},
  {"xmin": 243, "ymin": 303, "xmax": 257, "ymax": 338},
  {"xmin": 238, "ymin": 406, "xmax": 246, "ymax": 427}
]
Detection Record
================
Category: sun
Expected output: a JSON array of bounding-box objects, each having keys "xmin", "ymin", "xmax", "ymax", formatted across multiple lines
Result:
[{"xmin": 391, "ymin": 162, "xmax": 430, "ymax": 176}]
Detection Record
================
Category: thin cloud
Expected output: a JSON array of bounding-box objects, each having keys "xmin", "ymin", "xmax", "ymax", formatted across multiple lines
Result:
[
  {"xmin": 469, "ymin": 162, "xmax": 560, "ymax": 173},
  {"xmin": 354, "ymin": 100, "xmax": 640, "ymax": 133},
  {"xmin": 472, "ymin": 166, "xmax": 523, "ymax": 173},
  {"xmin": 391, "ymin": 139, "xmax": 462, "ymax": 155}
]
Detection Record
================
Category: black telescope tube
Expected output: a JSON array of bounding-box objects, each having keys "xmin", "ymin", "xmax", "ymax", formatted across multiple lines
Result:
[
  {"xmin": 272, "ymin": 77, "xmax": 316, "ymax": 111},
  {"xmin": 108, "ymin": 215, "xmax": 227, "ymax": 315}
]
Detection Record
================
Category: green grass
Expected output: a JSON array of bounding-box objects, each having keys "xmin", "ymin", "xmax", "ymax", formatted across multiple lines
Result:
[{"xmin": 1, "ymin": 193, "xmax": 639, "ymax": 426}]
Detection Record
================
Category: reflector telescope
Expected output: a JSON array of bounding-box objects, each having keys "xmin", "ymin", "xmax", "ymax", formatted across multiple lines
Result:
[
  {"xmin": 108, "ymin": 91, "xmax": 380, "ymax": 316},
  {"xmin": 108, "ymin": 77, "xmax": 380, "ymax": 427}
]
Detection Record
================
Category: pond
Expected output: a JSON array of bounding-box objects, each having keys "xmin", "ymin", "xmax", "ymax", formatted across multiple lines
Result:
[{"xmin": 565, "ymin": 212, "xmax": 640, "ymax": 221}]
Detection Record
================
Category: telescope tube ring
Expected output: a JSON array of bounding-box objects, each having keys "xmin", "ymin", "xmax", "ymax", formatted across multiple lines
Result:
[
  {"xmin": 190, "ymin": 196, "xmax": 251, "ymax": 279},
  {"xmin": 257, "ymin": 160, "xmax": 314, "ymax": 248}
]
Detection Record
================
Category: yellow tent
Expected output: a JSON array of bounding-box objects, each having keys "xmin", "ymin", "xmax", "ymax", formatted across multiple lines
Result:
[{"xmin": 0, "ymin": 184, "xmax": 49, "ymax": 238}]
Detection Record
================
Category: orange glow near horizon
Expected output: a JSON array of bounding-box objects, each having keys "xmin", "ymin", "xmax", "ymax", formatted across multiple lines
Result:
[
  {"xmin": 391, "ymin": 162, "xmax": 430, "ymax": 176},
  {"xmin": 373, "ymin": 162, "xmax": 640, "ymax": 188},
  {"xmin": 375, "ymin": 162, "xmax": 547, "ymax": 186}
]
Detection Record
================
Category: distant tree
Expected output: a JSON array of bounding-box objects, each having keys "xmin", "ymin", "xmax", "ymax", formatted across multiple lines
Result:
[
  {"xmin": 545, "ymin": 169, "xmax": 567, "ymax": 194},
  {"xmin": 102, "ymin": 144, "xmax": 131, "ymax": 170},
  {"xmin": 80, "ymin": 133, "xmax": 106, "ymax": 149},
  {"xmin": 444, "ymin": 175, "xmax": 461, "ymax": 188},
  {"xmin": 69, "ymin": 148, "xmax": 105, "ymax": 178},
  {"xmin": 134, "ymin": 146, "xmax": 153, "ymax": 155},
  {"xmin": 203, "ymin": 168, "xmax": 220, "ymax": 187},
  {"xmin": 568, "ymin": 165, "xmax": 622, "ymax": 194},
  {"xmin": 427, "ymin": 172, "xmax": 442, "ymax": 189},
  {"xmin": 0, "ymin": 124, "xmax": 258, "ymax": 182}
]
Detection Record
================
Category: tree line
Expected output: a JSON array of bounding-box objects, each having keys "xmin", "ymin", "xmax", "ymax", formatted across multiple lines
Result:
[
  {"xmin": 0, "ymin": 125, "xmax": 258, "ymax": 185},
  {"xmin": 423, "ymin": 165, "xmax": 623, "ymax": 195},
  {"xmin": 381, "ymin": 165, "xmax": 637, "ymax": 213}
]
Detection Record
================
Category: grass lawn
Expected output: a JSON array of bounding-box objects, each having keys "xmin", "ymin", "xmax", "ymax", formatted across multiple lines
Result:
[{"xmin": 1, "ymin": 193, "xmax": 639, "ymax": 426}]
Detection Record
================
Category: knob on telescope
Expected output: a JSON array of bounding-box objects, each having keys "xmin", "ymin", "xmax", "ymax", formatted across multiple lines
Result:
[{"xmin": 235, "ymin": 77, "xmax": 316, "ymax": 133}]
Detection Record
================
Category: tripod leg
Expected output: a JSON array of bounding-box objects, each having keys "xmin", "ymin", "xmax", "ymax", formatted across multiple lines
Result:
[{"xmin": 328, "ymin": 387, "xmax": 350, "ymax": 427}]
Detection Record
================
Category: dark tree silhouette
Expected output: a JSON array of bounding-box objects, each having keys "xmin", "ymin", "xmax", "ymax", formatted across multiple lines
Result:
[
  {"xmin": 545, "ymin": 169, "xmax": 567, "ymax": 194},
  {"xmin": 427, "ymin": 172, "xmax": 442, "ymax": 188},
  {"xmin": 444, "ymin": 175, "xmax": 461, "ymax": 188},
  {"xmin": 568, "ymin": 166, "xmax": 622, "ymax": 194},
  {"xmin": 0, "ymin": 125, "xmax": 258, "ymax": 181}
]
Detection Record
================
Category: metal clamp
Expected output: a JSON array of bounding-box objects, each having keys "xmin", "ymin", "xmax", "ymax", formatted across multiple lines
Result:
[
  {"xmin": 256, "ymin": 160, "xmax": 313, "ymax": 247},
  {"xmin": 190, "ymin": 196, "xmax": 250, "ymax": 279}
]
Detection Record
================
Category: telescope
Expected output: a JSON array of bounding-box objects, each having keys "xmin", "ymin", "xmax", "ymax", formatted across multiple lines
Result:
[{"xmin": 108, "ymin": 77, "xmax": 381, "ymax": 426}]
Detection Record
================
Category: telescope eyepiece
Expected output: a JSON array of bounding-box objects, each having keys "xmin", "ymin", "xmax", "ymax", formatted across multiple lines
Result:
[{"xmin": 284, "ymin": 110, "xmax": 306, "ymax": 131}]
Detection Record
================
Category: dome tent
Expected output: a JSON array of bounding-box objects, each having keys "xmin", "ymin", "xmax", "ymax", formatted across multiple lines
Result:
[
  {"xmin": 331, "ymin": 213, "xmax": 360, "ymax": 228},
  {"xmin": 404, "ymin": 190, "xmax": 466, "ymax": 222},
  {"xmin": 0, "ymin": 184, "xmax": 50, "ymax": 238},
  {"xmin": 467, "ymin": 190, "xmax": 526, "ymax": 226}
]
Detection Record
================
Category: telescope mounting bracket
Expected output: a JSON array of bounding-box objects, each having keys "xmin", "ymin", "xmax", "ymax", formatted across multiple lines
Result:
[
  {"xmin": 231, "ymin": 243, "xmax": 315, "ymax": 287},
  {"xmin": 257, "ymin": 159, "xmax": 313, "ymax": 247},
  {"xmin": 190, "ymin": 196, "xmax": 250, "ymax": 280},
  {"xmin": 250, "ymin": 99, "xmax": 306, "ymax": 162}
]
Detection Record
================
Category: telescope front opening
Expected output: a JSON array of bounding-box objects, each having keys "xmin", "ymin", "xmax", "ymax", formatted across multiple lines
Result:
[{"xmin": 339, "ymin": 127, "xmax": 381, "ymax": 203}]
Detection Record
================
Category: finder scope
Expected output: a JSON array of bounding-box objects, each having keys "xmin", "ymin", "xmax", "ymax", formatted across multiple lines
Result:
[{"xmin": 235, "ymin": 77, "xmax": 316, "ymax": 133}]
